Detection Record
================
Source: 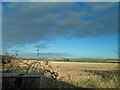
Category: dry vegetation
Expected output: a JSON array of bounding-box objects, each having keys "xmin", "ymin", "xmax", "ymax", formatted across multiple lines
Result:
[
  {"xmin": 50, "ymin": 61, "xmax": 119, "ymax": 88},
  {"xmin": 2, "ymin": 57, "xmax": 119, "ymax": 88}
]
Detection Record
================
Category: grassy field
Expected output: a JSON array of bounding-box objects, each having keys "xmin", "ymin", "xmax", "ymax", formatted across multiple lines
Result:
[
  {"xmin": 50, "ymin": 61, "xmax": 119, "ymax": 88},
  {"xmin": 2, "ymin": 59, "xmax": 119, "ymax": 88}
]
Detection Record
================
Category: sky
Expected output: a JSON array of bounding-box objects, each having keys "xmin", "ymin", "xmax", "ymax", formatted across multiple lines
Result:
[
  {"xmin": 0, "ymin": 3, "xmax": 1, "ymax": 55},
  {"xmin": 2, "ymin": 2, "xmax": 118, "ymax": 58},
  {"xmin": 1, "ymin": 0, "xmax": 120, "ymax": 2}
]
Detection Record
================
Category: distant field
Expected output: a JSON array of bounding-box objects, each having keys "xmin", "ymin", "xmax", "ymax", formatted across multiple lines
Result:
[
  {"xmin": 50, "ymin": 61, "xmax": 119, "ymax": 88},
  {"xmin": 2, "ymin": 59, "xmax": 119, "ymax": 88},
  {"xmin": 48, "ymin": 58, "xmax": 119, "ymax": 63}
]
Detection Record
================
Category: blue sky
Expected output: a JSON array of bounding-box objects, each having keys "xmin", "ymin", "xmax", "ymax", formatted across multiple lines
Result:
[{"xmin": 2, "ymin": 2, "xmax": 118, "ymax": 58}]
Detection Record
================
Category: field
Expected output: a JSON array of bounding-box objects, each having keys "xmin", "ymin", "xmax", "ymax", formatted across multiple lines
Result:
[
  {"xmin": 2, "ymin": 59, "xmax": 119, "ymax": 88},
  {"xmin": 50, "ymin": 61, "xmax": 119, "ymax": 88}
]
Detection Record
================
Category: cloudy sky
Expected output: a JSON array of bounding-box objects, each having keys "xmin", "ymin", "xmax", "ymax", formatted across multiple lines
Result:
[
  {"xmin": 2, "ymin": 2, "xmax": 118, "ymax": 58},
  {"xmin": 1, "ymin": 0, "xmax": 120, "ymax": 2}
]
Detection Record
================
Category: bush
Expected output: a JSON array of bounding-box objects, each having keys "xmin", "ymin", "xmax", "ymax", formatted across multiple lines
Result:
[{"xmin": 2, "ymin": 54, "xmax": 14, "ymax": 64}]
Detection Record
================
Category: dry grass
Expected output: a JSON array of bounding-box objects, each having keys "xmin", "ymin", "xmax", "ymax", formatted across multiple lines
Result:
[
  {"xmin": 50, "ymin": 61, "xmax": 119, "ymax": 88},
  {"xmin": 2, "ymin": 60, "xmax": 119, "ymax": 88}
]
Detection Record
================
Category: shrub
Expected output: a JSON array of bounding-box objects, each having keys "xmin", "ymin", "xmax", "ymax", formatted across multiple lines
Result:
[{"xmin": 2, "ymin": 54, "xmax": 14, "ymax": 64}]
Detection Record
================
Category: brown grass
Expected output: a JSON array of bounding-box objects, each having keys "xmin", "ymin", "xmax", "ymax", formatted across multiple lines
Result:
[{"xmin": 2, "ymin": 60, "xmax": 119, "ymax": 88}]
